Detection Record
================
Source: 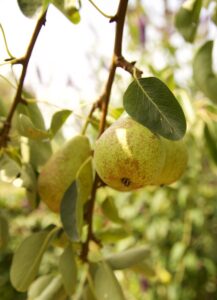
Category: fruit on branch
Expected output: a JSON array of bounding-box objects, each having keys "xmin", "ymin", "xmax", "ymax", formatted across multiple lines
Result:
[
  {"xmin": 93, "ymin": 116, "xmax": 166, "ymax": 191},
  {"xmin": 155, "ymin": 138, "xmax": 188, "ymax": 185},
  {"xmin": 37, "ymin": 135, "xmax": 91, "ymax": 212}
]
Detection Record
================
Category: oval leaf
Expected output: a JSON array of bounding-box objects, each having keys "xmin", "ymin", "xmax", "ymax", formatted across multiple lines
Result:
[
  {"xmin": 60, "ymin": 181, "xmax": 80, "ymax": 241},
  {"xmin": 28, "ymin": 274, "xmax": 66, "ymax": 300},
  {"xmin": 204, "ymin": 122, "xmax": 217, "ymax": 165},
  {"xmin": 50, "ymin": 109, "xmax": 72, "ymax": 137},
  {"xmin": 18, "ymin": 114, "xmax": 50, "ymax": 140},
  {"xmin": 59, "ymin": 244, "xmax": 77, "ymax": 295},
  {"xmin": 17, "ymin": 0, "xmax": 43, "ymax": 17},
  {"xmin": 193, "ymin": 40, "xmax": 217, "ymax": 103},
  {"xmin": 106, "ymin": 245, "xmax": 150, "ymax": 270},
  {"xmin": 175, "ymin": 0, "xmax": 202, "ymax": 42},
  {"xmin": 123, "ymin": 77, "xmax": 186, "ymax": 140},
  {"xmin": 94, "ymin": 262, "xmax": 126, "ymax": 300},
  {"xmin": 101, "ymin": 197, "xmax": 124, "ymax": 224},
  {"xmin": 10, "ymin": 226, "xmax": 57, "ymax": 292}
]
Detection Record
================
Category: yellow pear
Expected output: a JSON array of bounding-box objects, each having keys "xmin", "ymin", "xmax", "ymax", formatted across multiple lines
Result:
[
  {"xmin": 155, "ymin": 138, "xmax": 188, "ymax": 185},
  {"xmin": 93, "ymin": 116, "xmax": 166, "ymax": 191},
  {"xmin": 37, "ymin": 135, "xmax": 91, "ymax": 212}
]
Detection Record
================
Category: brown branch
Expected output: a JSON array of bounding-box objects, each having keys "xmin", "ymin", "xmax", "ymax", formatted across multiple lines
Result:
[
  {"xmin": 80, "ymin": 0, "xmax": 130, "ymax": 262},
  {"xmin": 0, "ymin": 10, "xmax": 47, "ymax": 149}
]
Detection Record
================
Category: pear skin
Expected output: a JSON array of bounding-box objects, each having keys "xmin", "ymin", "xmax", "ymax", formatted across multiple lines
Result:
[
  {"xmin": 38, "ymin": 135, "xmax": 91, "ymax": 212},
  {"xmin": 155, "ymin": 138, "xmax": 188, "ymax": 185},
  {"xmin": 93, "ymin": 116, "xmax": 166, "ymax": 191}
]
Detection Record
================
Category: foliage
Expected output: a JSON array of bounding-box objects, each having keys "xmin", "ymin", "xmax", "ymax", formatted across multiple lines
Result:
[{"xmin": 0, "ymin": 0, "xmax": 217, "ymax": 299}]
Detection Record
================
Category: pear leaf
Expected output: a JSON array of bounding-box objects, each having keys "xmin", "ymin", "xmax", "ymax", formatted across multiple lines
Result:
[
  {"xmin": 204, "ymin": 122, "xmax": 217, "ymax": 165},
  {"xmin": 193, "ymin": 40, "xmax": 217, "ymax": 103},
  {"xmin": 60, "ymin": 181, "xmax": 81, "ymax": 241},
  {"xmin": 18, "ymin": 114, "xmax": 50, "ymax": 140},
  {"xmin": 106, "ymin": 245, "xmax": 150, "ymax": 270},
  {"xmin": 96, "ymin": 227, "xmax": 129, "ymax": 243},
  {"xmin": 0, "ymin": 214, "xmax": 9, "ymax": 250},
  {"xmin": 52, "ymin": 0, "xmax": 81, "ymax": 24},
  {"xmin": 123, "ymin": 77, "xmax": 186, "ymax": 140},
  {"xmin": 21, "ymin": 163, "xmax": 38, "ymax": 208},
  {"xmin": 175, "ymin": 0, "xmax": 202, "ymax": 42},
  {"xmin": 50, "ymin": 109, "xmax": 72, "ymax": 137},
  {"xmin": 10, "ymin": 225, "xmax": 57, "ymax": 292},
  {"xmin": 59, "ymin": 244, "xmax": 77, "ymax": 295},
  {"xmin": 17, "ymin": 0, "xmax": 43, "ymax": 17},
  {"xmin": 101, "ymin": 197, "xmax": 124, "ymax": 224},
  {"xmin": 0, "ymin": 152, "xmax": 21, "ymax": 182},
  {"xmin": 28, "ymin": 274, "xmax": 66, "ymax": 300},
  {"xmin": 94, "ymin": 262, "xmax": 126, "ymax": 300}
]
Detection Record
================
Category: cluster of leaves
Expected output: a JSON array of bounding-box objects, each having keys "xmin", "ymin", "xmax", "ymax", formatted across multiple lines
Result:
[{"xmin": 0, "ymin": 0, "xmax": 217, "ymax": 299}]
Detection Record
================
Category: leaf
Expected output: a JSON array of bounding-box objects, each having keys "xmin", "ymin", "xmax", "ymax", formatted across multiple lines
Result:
[
  {"xmin": 0, "ymin": 152, "xmax": 21, "ymax": 182},
  {"xmin": 101, "ymin": 197, "xmax": 124, "ymax": 224},
  {"xmin": 82, "ymin": 284, "xmax": 97, "ymax": 300},
  {"xmin": 96, "ymin": 227, "xmax": 129, "ymax": 243},
  {"xmin": 204, "ymin": 122, "xmax": 217, "ymax": 165},
  {"xmin": 94, "ymin": 265, "xmax": 125, "ymax": 299},
  {"xmin": 28, "ymin": 274, "xmax": 67, "ymax": 300},
  {"xmin": 17, "ymin": 114, "xmax": 50, "ymax": 140},
  {"xmin": 106, "ymin": 245, "xmax": 150, "ymax": 270},
  {"xmin": 60, "ymin": 181, "xmax": 81, "ymax": 241},
  {"xmin": 50, "ymin": 109, "xmax": 72, "ymax": 137},
  {"xmin": 59, "ymin": 244, "xmax": 77, "ymax": 295},
  {"xmin": 76, "ymin": 157, "xmax": 93, "ymax": 205},
  {"xmin": 28, "ymin": 140, "xmax": 52, "ymax": 171},
  {"xmin": 175, "ymin": 0, "xmax": 202, "ymax": 42},
  {"xmin": 52, "ymin": 0, "xmax": 81, "ymax": 24},
  {"xmin": 123, "ymin": 77, "xmax": 186, "ymax": 140},
  {"xmin": 17, "ymin": 0, "xmax": 43, "ymax": 17},
  {"xmin": 10, "ymin": 225, "xmax": 57, "ymax": 292},
  {"xmin": 131, "ymin": 261, "xmax": 156, "ymax": 278},
  {"xmin": 21, "ymin": 163, "xmax": 38, "ymax": 208},
  {"xmin": 193, "ymin": 40, "xmax": 217, "ymax": 103},
  {"xmin": 94, "ymin": 262, "xmax": 126, "ymax": 300},
  {"xmin": 0, "ymin": 214, "xmax": 9, "ymax": 250}
]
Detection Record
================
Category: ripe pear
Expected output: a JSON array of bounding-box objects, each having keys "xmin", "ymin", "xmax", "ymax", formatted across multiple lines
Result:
[
  {"xmin": 155, "ymin": 138, "xmax": 188, "ymax": 185},
  {"xmin": 37, "ymin": 135, "xmax": 91, "ymax": 212},
  {"xmin": 93, "ymin": 116, "xmax": 166, "ymax": 191}
]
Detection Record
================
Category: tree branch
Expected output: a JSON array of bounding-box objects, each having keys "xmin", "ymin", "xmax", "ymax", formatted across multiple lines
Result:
[{"xmin": 0, "ymin": 10, "xmax": 47, "ymax": 149}]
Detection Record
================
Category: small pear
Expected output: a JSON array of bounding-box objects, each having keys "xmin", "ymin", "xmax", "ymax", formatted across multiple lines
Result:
[
  {"xmin": 38, "ymin": 135, "xmax": 91, "ymax": 212},
  {"xmin": 93, "ymin": 116, "xmax": 166, "ymax": 191},
  {"xmin": 155, "ymin": 138, "xmax": 188, "ymax": 185}
]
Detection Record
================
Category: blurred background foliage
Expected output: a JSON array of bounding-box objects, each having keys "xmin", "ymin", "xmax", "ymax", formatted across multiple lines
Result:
[{"xmin": 0, "ymin": 0, "xmax": 217, "ymax": 299}]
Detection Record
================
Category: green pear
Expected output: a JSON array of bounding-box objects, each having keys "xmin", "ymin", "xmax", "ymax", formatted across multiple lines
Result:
[
  {"xmin": 155, "ymin": 138, "xmax": 188, "ymax": 185},
  {"xmin": 37, "ymin": 135, "xmax": 92, "ymax": 212},
  {"xmin": 93, "ymin": 116, "xmax": 166, "ymax": 191}
]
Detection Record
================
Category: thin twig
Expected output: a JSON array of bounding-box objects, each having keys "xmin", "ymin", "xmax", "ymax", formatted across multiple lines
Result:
[
  {"xmin": 88, "ymin": 0, "xmax": 114, "ymax": 19},
  {"xmin": 0, "ymin": 11, "xmax": 47, "ymax": 148}
]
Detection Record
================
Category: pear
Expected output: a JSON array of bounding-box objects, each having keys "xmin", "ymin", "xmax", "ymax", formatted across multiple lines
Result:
[
  {"xmin": 37, "ymin": 135, "xmax": 91, "ymax": 212},
  {"xmin": 93, "ymin": 116, "xmax": 166, "ymax": 191},
  {"xmin": 155, "ymin": 138, "xmax": 188, "ymax": 185}
]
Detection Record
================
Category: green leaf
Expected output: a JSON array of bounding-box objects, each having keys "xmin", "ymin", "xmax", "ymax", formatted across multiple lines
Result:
[
  {"xmin": 0, "ymin": 214, "xmax": 9, "ymax": 250},
  {"xmin": 76, "ymin": 157, "xmax": 93, "ymax": 205},
  {"xmin": 193, "ymin": 40, "xmax": 217, "ymax": 103},
  {"xmin": 52, "ymin": 0, "xmax": 81, "ymax": 24},
  {"xmin": 28, "ymin": 140, "xmax": 52, "ymax": 171},
  {"xmin": 18, "ymin": 114, "xmax": 50, "ymax": 140},
  {"xmin": 59, "ymin": 244, "xmax": 77, "ymax": 295},
  {"xmin": 131, "ymin": 261, "xmax": 156, "ymax": 278},
  {"xmin": 96, "ymin": 227, "xmax": 129, "ymax": 243},
  {"xmin": 175, "ymin": 0, "xmax": 202, "ymax": 42},
  {"xmin": 101, "ymin": 197, "xmax": 124, "ymax": 224},
  {"xmin": 94, "ymin": 262, "xmax": 126, "ymax": 300},
  {"xmin": 204, "ymin": 122, "xmax": 217, "ymax": 165},
  {"xmin": 82, "ymin": 284, "xmax": 97, "ymax": 300},
  {"xmin": 0, "ymin": 152, "xmax": 21, "ymax": 182},
  {"xmin": 50, "ymin": 109, "xmax": 72, "ymax": 137},
  {"xmin": 28, "ymin": 274, "xmax": 66, "ymax": 300},
  {"xmin": 10, "ymin": 225, "xmax": 57, "ymax": 292},
  {"xmin": 60, "ymin": 181, "xmax": 81, "ymax": 241},
  {"xmin": 21, "ymin": 163, "xmax": 38, "ymax": 208},
  {"xmin": 123, "ymin": 77, "xmax": 186, "ymax": 140},
  {"xmin": 17, "ymin": 0, "xmax": 43, "ymax": 17},
  {"xmin": 106, "ymin": 245, "xmax": 150, "ymax": 270}
]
